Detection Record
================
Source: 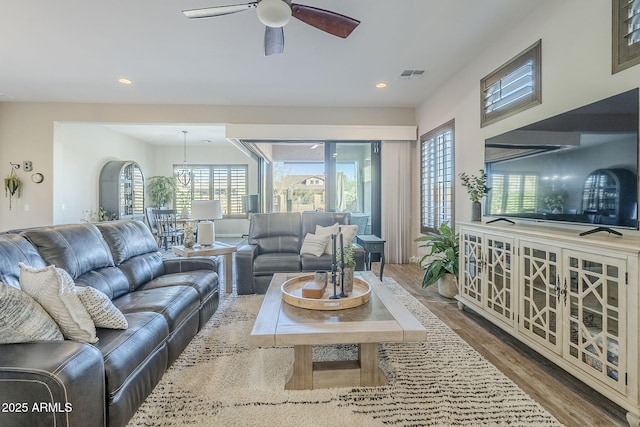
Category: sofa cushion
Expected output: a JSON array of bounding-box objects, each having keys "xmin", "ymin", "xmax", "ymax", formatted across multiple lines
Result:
[
  {"xmin": 119, "ymin": 252, "xmax": 166, "ymax": 292},
  {"xmin": 0, "ymin": 234, "xmax": 47, "ymax": 288},
  {"xmin": 76, "ymin": 286, "xmax": 128, "ymax": 329},
  {"xmin": 139, "ymin": 270, "xmax": 218, "ymax": 303},
  {"xmin": 93, "ymin": 311, "xmax": 168, "ymax": 403},
  {"xmin": 19, "ymin": 263, "xmax": 98, "ymax": 343},
  {"xmin": 96, "ymin": 220, "xmax": 159, "ymax": 265},
  {"xmin": 21, "ymin": 223, "xmax": 114, "ymax": 279},
  {"xmin": 301, "ymin": 212, "xmax": 350, "ymax": 236},
  {"xmin": 300, "ymin": 253, "xmax": 335, "ymax": 272},
  {"xmin": 74, "ymin": 267, "xmax": 131, "ymax": 301},
  {"xmin": 113, "ymin": 286, "xmax": 200, "ymax": 333},
  {"xmin": 0, "ymin": 282, "xmax": 64, "ymax": 343},
  {"xmin": 253, "ymin": 253, "xmax": 301, "ymax": 275},
  {"xmin": 300, "ymin": 233, "xmax": 331, "ymax": 257},
  {"xmin": 249, "ymin": 213, "xmax": 301, "ymax": 254}
]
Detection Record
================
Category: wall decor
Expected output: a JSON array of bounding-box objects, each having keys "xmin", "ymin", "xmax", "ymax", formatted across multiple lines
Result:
[
  {"xmin": 4, "ymin": 163, "xmax": 22, "ymax": 210},
  {"xmin": 31, "ymin": 172, "xmax": 44, "ymax": 184}
]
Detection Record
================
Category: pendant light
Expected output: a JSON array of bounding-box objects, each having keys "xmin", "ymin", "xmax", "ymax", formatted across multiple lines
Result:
[{"xmin": 176, "ymin": 130, "xmax": 191, "ymax": 187}]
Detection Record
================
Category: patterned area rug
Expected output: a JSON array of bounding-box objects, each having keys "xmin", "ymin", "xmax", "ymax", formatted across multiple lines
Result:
[{"xmin": 127, "ymin": 278, "xmax": 563, "ymax": 426}]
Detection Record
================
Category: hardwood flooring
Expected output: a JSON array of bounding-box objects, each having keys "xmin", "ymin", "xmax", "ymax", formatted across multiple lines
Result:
[{"xmin": 379, "ymin": 262, "xmax": 628, "ymax": 427}]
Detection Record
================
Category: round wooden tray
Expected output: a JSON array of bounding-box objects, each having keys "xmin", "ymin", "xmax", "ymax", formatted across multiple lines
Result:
[{"xmin": 281, "ymin": 274, "xmax": 371, "ymax": 311}]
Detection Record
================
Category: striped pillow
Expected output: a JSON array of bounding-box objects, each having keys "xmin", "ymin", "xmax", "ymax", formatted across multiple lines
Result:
[
  {"xmin": 300, "ymin": 233, "xmax": 331, "ymax": 257},
  {"xmin": 0, "ymin": 282, "xmax": 64, "ymax": 343}
]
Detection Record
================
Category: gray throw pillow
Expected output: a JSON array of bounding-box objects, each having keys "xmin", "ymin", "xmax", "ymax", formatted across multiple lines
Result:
[
  {"xmin": 76, "ymin": 286, "xmax": 128, "ymax": 329},
  {"xmin": 300, "ymin": 233, "xmax": 331, "ymax": 257},
  {"xmin": 0, "ymin": 282, "xmax": 64, "ymax": 343}
]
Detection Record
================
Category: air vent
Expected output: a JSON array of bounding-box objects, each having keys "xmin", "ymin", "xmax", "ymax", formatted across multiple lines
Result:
[{"xmin": 399, "ymin": 69, "xmax": 425, "ymax": 80}]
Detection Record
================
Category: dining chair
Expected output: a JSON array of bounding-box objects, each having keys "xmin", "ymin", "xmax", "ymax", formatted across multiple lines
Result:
[{"xmin": 151, "ymin": 209, "xmax": 184, "ymax": 250}]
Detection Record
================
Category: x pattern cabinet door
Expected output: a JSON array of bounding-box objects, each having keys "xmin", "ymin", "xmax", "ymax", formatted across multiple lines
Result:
[
  {"xmin": 564, "ymin": 250, "xmax": 626, "ymax": 393},
  {"xmin": 484, "ymin": 235, "xmax": 515, "ymax": 327},
  {"xmin": 460, "ymin": 231, "xmax": 483, "ymax": 307},
  {"xmin": 519, "ymin": 241, "xmax": 562, "ymax": 355}
]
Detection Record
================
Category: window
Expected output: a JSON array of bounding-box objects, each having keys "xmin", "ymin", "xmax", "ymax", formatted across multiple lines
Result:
[
  {"xmin": 481, "ymin": 40, "xmax": 541, "ymax": 127},
  {"xmin": 488, "ymin": 172, "xmax": 538, "ymax": 214},
  {"xmin": 613, "ymin": 0, "xmax": 640, "ymax": 73},
  {"xmin": 420, "ymin": 120, "xmax": 455, "ymax": 233},
  {"xmin": 173, "ymin": 164, "xmax": 248, "ymax": 218}
]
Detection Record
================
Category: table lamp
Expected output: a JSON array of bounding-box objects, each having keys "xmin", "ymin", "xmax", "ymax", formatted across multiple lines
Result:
[{"xmin": 191, "ymin": 200, "xmax": 223, "ymax": 246}]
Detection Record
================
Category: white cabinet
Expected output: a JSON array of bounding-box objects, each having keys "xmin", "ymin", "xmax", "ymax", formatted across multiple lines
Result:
[{"xmin": 457, "ymin": 222, "xmax": 638, "ymax": 423}]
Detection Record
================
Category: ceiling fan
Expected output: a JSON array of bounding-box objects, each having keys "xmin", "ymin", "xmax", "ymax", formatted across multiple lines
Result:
[{"xmin": 182, "ymin": 0, "xmax": 360, "ymax": 56}]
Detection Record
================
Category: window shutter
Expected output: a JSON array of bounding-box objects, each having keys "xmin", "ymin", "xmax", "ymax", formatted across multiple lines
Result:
[{"xmin": 614, "ymin": 0, "xmax": 640, "ymax": 72}]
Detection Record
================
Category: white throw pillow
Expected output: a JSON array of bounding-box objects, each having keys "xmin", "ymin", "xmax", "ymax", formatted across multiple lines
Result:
[
  {"xmin": 315, "ymin": 223, "xmax": 340, "ymax": 254},
  {"xmin": 19, "ymin": 263, "xmax": 98, "ymax": 343},
  {"xmin": 76, "ymin": 286, "xmax": 128, "ymax": 330},
  {"xmin": 0, "ymin": 282, "xmax": 64, "ymax": 344},
  {"xmin": 300, "ymin": 233, "xmax": 331, "ymax": 257},
  {"xmin": 316, "ymin": 223, "xmax": 358, "ymax": 254}
]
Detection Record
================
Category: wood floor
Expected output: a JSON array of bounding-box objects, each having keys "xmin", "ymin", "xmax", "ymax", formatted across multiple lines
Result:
[{"xmin": 379, "ymin": 262, "xmax": 628, "ymax": 427}]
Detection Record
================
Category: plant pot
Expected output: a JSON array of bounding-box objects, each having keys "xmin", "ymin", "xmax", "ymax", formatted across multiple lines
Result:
[
  {"xmin": 438, "ymin": 273, "xmax": 458, "ymax": 299},
  {"xmin": 341, "ymin": 267, "xmax": 355, "ymax": 294},
  {"xmin": 471, "ymin": 201, "xmax": 482, "ymax": 222}
]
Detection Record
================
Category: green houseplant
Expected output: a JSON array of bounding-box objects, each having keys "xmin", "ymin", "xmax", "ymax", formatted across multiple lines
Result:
[
  {"xmin": 459, "ymin": 169, "xmax": 490, "ymax": 221},
  {"xmin": 4, "ymin": 171, "xmax": 22, "ymax": 211},
  {"xmin": 147, "ymin": 176, "xmax": 177, "ymax": 208},
  {"xmin": 336, "ymin": 241, "xmax": 356, "ymax": 293},
  {"xmin": 415, "ymin": 221, "xmax": 459, "ymax": 298}
]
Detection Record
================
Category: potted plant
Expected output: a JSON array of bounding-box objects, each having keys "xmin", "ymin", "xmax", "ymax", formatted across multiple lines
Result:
[
  {"xmin": 147, "ymin": 176, "xmax": 177, "ymax": 208},
  {"xmin": 459, "ymin": 169, "xmax": 490, "ymax": 221},
  {"xmin": 415, "ymin": 221, "xmax": 459, "ymax": 298},
  {"xmin": 4, "ymin": 171, "xmax": 22, "ymax": 211}
]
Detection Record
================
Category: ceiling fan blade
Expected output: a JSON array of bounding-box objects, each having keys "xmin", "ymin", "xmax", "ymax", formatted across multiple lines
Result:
[
  {"xmin": 264, "ymin": 26, "xmax": 284, "ymax": 56},
  {"xmin": 291, "ymin": 4, "xmax": 360, "ymax": 38},
  {"xmin": 182, "ymin": 3, "xmax": 257, "ymax": 19}
]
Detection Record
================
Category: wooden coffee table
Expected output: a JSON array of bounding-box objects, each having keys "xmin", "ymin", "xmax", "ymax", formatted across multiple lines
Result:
[
  {"xmin": 249, "ymin": 271, "xmax": 427, "ymax": 390},
  {"xmin": 172, "ymin": 243, "xmax": 237, "ymax": 293}
]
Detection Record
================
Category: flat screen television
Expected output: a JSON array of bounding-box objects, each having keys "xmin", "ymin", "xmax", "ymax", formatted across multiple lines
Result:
[{"xmin": 484, "ymin": 88, "xmax": 639, "ymax": 230}]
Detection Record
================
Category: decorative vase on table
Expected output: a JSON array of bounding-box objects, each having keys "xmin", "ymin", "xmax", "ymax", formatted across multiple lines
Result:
[
  {"xmin": 183, "ymin": 223, "xmax": 195, "ymax": 248},
  {"xmin": 342, "ymin": 267, "xmax": 355, "ymax": 294},
  {"xmin": 438, "ymin": 273, "xmax": 458, "ymax": 299},
  {"xmin": 471, "ymin": 201, "xmax": 482, "ymax": 222}
]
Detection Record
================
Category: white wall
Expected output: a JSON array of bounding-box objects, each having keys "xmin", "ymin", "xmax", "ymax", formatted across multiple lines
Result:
[
  {"xmin": 0, "ymin": 103, "xmax": 414, "ymax": 231},
  {"xmin": 53, "ymin": 123, "xmax": 154, "ymax": 225},
  {"xmin": 413, "ymin": 0, "xmax": 640, "ymax": 251}
]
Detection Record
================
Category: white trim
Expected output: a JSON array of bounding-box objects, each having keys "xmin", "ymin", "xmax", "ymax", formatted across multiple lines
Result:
[{"xmin": 226, "ymin": 124, "xmax": 417, "ymax": 141}]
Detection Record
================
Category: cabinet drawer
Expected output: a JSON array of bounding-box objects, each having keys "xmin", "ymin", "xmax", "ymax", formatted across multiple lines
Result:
[{"xmin": 364, "ymin": 242, "xmax": 385, "ymax": 253}]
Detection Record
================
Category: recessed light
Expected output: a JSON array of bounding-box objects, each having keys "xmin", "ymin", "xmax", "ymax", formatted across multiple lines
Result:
[
  {"xmin": 376, "ymin": 82, "xmax": 388, "ymax": 89},
  {"xmin": 118, "ymin": 78, "xmax": 132, "ymax": 85},
  {"xmin": 201, "ymin": 140, "xmax": 213, "ymax": 144}
]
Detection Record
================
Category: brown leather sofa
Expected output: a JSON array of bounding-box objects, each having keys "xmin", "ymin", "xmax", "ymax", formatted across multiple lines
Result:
[
  {"xmin": 236, "ymin": 212, "xmax": 365, "ymax": 294},
  {"xmin": 0, "ymin": 220, "xmax": 219, "ymax": 427}
]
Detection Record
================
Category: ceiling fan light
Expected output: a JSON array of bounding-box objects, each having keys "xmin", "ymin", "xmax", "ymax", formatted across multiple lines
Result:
[{"xmin": 256, "ymin": 0, "xmax": 291, "ymax": 28}]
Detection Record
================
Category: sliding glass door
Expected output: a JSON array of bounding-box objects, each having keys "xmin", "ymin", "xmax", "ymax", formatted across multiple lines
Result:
[{"xmin": 249, "ymin": 140, "xmax": 381, "ymax": 236}]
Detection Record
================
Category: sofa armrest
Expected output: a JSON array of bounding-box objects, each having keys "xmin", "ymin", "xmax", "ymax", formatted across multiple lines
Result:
[
  {"xmin": 163, "ymin": 257, "xmax": 219, "ymax": 274},
  {"xmin": 235, "ymin": 244, "xmax": 258, "ymax": 295},
  {"xmin": 0, "ymin": 341, "xmax": 105, "ymax": 427}
]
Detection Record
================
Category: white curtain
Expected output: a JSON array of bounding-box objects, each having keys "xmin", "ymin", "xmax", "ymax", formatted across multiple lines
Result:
[{"xmin": 381, "ymin": 141, "xmax": 413, "ymax": 264}]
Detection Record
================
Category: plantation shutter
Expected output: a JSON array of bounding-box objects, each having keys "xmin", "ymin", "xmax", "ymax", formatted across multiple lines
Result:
[{"xmin": 614, "ymin": 0, "xmax": 640, "ymax": 72}]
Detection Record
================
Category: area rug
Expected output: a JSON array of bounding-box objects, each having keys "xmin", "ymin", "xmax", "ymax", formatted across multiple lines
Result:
[{"xmin": 127, "ymin": 278, "xmax": 563, "ymax": 426}]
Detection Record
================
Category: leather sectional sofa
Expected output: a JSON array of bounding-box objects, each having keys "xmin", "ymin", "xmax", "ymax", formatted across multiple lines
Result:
[
  {"xmin": 0, "ymin": 220, "xmax": 220, "ymax": 427},
  {"xmin": 236, "ymin": 212, "xmax": 365, "ymax": 294}
]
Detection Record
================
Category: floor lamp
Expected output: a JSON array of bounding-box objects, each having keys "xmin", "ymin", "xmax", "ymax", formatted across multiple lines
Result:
[{"xmin": 191, "ymin": 200, "xmax": 223, "ymax": 246}]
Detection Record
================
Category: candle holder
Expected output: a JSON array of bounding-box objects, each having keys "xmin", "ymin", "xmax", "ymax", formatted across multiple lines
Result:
[{"xmin": 329, "ymin": 234, "xmax": 340, "ymax": 299}]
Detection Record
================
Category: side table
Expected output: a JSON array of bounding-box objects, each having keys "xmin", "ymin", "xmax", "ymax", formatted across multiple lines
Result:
[
  {"xmin": 356, "ymin": 235, "xmax": 386, "ymax": 280},
  {"xmin": 172, "ymin": 243, "xmax": 237, "ymax": 294}
]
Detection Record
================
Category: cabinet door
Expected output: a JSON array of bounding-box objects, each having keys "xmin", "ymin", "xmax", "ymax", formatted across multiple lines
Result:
[
  {"xmin": 563, "ymin": 250, "xmax": 626, "ymax": 392},
  {"xmin": 518, "ymin": 241, "xmax": 562, "ymax": 354},
  {"xmin": 460, "ymin": 230, "xmax": 483, "ymax": 307},
  {"xmin": 484, "ymin": 235, "xmax": 515, "ymax": 327}
]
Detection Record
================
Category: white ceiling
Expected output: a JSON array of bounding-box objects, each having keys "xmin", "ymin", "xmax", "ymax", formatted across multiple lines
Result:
[{"xmin": 1, "ymin": 0, "xmax": 546, "ymax": 144}]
